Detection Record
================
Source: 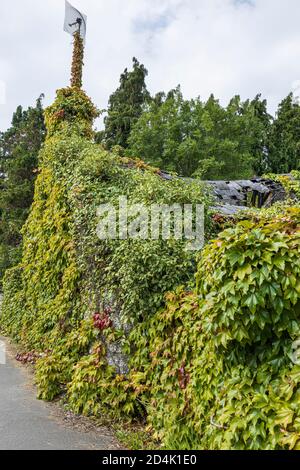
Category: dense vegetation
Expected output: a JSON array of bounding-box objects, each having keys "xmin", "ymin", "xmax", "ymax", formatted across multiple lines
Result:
[
  {"xmin": 1, "ymin": 57, "xmax": 300, "ymax": 450},
  {"xmin": 268, "ymin": 95, "xmax": 300, "ymax": 174},
  {"xmin": 0, "ymin": 86, "xmax": 210, "ymax": 413},
  {"xmin": 0, "ymin": 97, "xmax": 45, "ymax": 282},
  {"xmin": 127, "ymin": 89, "xmax": 268, "ymax": 179},
  {"xmin": 99, "ymin": 60, "xmax": 300, "ymax": 179},
  {"xmin": 1, "ymin": 84, "xmax": 300, "ymax": 450},
  {"xmin": 138, "ymin": 206, "xmax": 300, "ymax": 449},
  {"xmin": 0, "ymin": 60, "xmax": 299, "ymax": 283}
]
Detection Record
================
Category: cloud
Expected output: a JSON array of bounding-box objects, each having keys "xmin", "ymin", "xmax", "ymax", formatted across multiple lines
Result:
[
  {"xmin": 0, "ymin": 0, "xmax": 299, "ymax": 131},
  {"xmin": 234, "ymin": 0, "xmax": 254, "ymax": 5},
  {"xmin": 132, "ymin": 11, "xmax": 176, "ymax": 34}
]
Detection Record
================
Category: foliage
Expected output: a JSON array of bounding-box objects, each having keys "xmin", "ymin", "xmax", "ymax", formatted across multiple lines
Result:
[
  {"xmin": 44, "ymin": 87, "xmax": 99, "ymax": 139},
  {"xmin": 98, "ymin": 60, "xmax": 300, "ymax": 179},
  {"xmin": 134, "ymin": 207, "xmax": 300, "ymax": 449},
  {"xmin": 0, "ymin": 96, "xmax": 45, "ymax": 283},
  {"xmin": 0, "ymin": 87, "xmax": 210, "ymax": 422},
  {"xmin": 102, "ymin": 58, "xmax": 150, "ymax": 149},
  {"xmin": 267, "ymin": 94, "xmax": 300, "ymax": 173},
  {"xmin": 127, "ymin": 88, "xmax": 271, "ymax": 179},
  {"xmin": 3, "ymin": 81, "xmax": 300, "ymax": 451},
  {"xmin": 248, "ymin": 95, "xmax": 273, "ymax": 175},
  {"xmin": 70, "ymin": 32, "xmax": 84, "ymax": 89},
  {"xmin": 35, "ymin": 319, "xmax": 97, "ymax": 401}
]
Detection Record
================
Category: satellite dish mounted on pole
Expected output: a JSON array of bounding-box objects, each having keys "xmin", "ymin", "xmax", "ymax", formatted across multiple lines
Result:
[
  {"xmin": 64, "ymin": 1, "xmax": 87, "ymax": 88},
  {"xmin": 64, "ymin": 0, "xmax": 87, "ymax": 41},
  {"xmin": 69, "ymin": 17, "xmax": 82, "ymax": 35}
]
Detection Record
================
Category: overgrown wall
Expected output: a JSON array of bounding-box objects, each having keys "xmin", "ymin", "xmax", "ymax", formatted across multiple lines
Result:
[
  {"xmin": 0, "ymin": 87, "xmax": 210, "ymax": 415},
  {"xmin": 1, "ymin": 88, "xmax": 300, "ymax": 450}
]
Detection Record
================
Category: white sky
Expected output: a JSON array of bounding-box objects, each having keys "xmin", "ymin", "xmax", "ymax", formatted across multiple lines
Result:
[{"xmin": 0, "ymin": 0, "xmax": 300, "ymax": 131}]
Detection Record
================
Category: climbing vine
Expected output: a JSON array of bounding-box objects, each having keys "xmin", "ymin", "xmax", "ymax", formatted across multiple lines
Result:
[
  {"xmin": 0, "ymin": 86, "xmax": 210, "ymax": 423},
  {"xmin": 1, "ymin": 85, "xmax": 300, "ymax": 450},
  {"xmin": 70, "ymin": 32, "xmax": 84, "ymax": 89},
  {"xmin": 134, "ymin": 207, "xmax": 300, "ymax": 449}
]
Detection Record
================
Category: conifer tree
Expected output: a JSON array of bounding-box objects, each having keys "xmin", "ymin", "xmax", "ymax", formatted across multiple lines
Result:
[
  {"xmin": 103, "ymin": 58, "xmax": 150, "ymax": 149},
  {"xmin": 267, "ymin": 93, "xmax": 300, "ymax": 173},
  {"xmin": 0, "ymin": 96, "xmax": 45, "ymax": 282}
]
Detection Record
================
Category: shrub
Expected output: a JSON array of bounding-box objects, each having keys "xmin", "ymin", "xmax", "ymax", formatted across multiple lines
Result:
[{"xmin": 137, "ymin": 207, "xmax": 300, "ymax": 449}]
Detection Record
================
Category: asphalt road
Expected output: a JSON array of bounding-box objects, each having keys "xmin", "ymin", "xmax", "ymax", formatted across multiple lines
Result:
[{"xmin": 0, "ymin": 338, "xmax": 119, "ymax": 450}]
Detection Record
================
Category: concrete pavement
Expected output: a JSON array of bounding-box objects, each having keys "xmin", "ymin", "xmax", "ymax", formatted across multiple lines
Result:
[{"xmin": 0, "ymin": 338, "xmax": 120, "ymax": 450}]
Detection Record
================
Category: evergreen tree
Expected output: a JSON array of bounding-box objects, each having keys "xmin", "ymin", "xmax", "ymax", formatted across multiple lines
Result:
[
  {"xmin": 0, "ymin": 96, "xmax": 46, "ymax": 282},
  {"xmin": 225, "ymin": 94, "xmax": 272, "ymax": 176},
  {"xmin": 267, "ymin": 93, "xmax": 300, "ymax": 173},
  {"xmin": 103, "ymin": 58, "xmax": 150, "ymax": 149},
  {"xmin": 244, "ymin": 95, "xmax": 272, "ymax": 175}
]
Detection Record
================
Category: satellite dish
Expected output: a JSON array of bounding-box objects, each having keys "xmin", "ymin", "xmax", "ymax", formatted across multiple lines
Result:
[{"xmin": 64, "ymin": 0, "xmax": 87, "ymax": 42}]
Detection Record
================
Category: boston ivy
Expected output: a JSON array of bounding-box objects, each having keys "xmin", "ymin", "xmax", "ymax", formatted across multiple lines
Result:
[
  {"xmin": 0, "ymin": 87, "xmax": 210, "ymax": 420},
  {"xmin": 1, "ymin": 86, "xmax": 299, "ymax": 450},
  {"xmin": 135, "ymin": 207, "xmax": 300, "ymax": 449}
]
